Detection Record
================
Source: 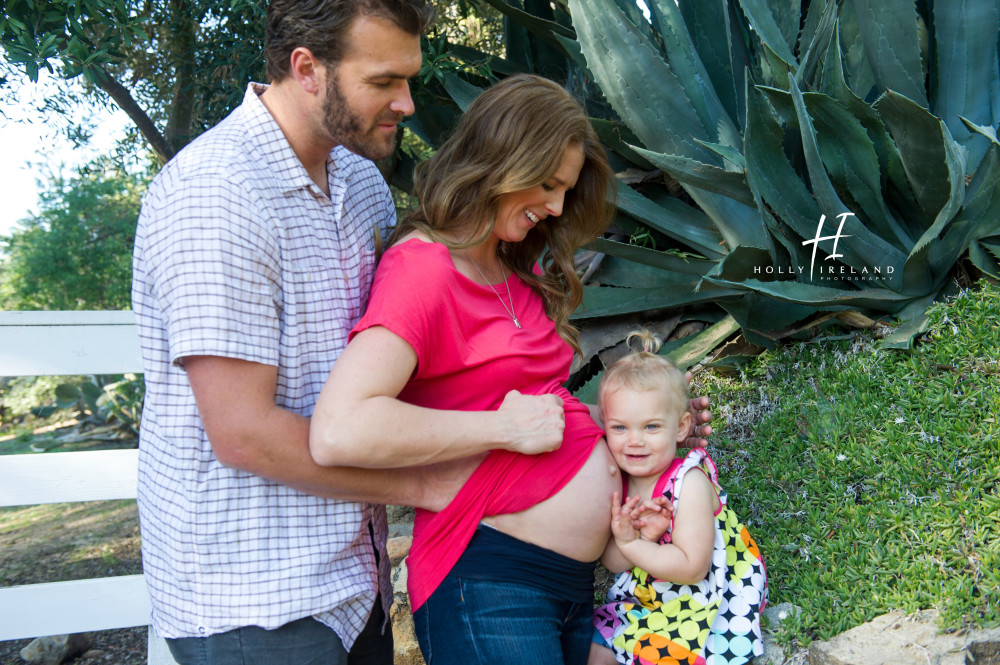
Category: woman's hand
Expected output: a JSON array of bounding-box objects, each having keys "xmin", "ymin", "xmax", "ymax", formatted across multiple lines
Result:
[{"xmin": 497, "ymin": 389, "xmax": 565, "ymax": 455}]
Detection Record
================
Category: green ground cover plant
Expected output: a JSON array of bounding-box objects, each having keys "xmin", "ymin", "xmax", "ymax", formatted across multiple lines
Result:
[{"xmin": 704, "ymin": 279, "xmax": 1000, "ymax": 648}]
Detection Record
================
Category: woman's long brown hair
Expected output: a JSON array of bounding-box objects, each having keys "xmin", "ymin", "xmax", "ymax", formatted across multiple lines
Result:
[{"xmin": 390, "ymin": 74, "xmax": 615, "ymax": 354}]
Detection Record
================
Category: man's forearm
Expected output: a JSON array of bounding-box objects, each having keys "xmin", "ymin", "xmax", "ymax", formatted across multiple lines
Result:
[
  {"xmin": 184, "ymin": 355, "xmax": 457, "ymax": 509},
  {"xmin": 212, "ymin": 405, "xmax": 447, "ymax": 508}
]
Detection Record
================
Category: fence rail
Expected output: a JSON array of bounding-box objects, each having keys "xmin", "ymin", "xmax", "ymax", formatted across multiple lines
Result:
[{"xmin": 0, "ymin": 310, "xmax": 176, "ymax": 664}]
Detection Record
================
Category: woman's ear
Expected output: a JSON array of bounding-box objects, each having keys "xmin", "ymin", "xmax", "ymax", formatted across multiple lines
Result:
[{"xmin": 676, "ymin": 411, "xmax": 693, "ymax": 443}]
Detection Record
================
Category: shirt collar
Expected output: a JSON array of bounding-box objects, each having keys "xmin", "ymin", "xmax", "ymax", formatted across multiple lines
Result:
[{"xmin": 240, "ymin": 82, "xmax": 356, "ymax": 196}]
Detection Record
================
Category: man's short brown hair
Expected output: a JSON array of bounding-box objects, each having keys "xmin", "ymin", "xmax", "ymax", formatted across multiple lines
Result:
[{"xmin": 265, "ymin": 0, "xmax": 435, "ymax": 82}]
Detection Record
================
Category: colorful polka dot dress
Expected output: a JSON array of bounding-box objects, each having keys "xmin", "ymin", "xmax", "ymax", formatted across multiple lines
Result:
[{"xmin": 593, "ymin": 449, "xmax": 767, "ymax": 665}]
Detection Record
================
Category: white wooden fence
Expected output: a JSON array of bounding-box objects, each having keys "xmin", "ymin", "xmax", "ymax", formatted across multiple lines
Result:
[{"xmin": 0, "ymin": 310, "xmax": 177, "ymax": 664}]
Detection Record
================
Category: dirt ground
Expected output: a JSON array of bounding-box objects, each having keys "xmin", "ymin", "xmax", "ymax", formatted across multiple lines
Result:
[{"xmin": 0, "ymin": 500, "xmax": 147, "ymax": 665}]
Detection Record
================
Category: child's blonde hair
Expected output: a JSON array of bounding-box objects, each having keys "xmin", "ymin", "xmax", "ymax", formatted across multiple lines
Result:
[{"xmin": 598, "ymin": 330, "xmax": 689, "ymax": 418}]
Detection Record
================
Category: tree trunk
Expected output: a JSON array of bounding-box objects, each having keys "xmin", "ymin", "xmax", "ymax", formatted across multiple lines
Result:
[{"xmin": 163, "ymin": 0, "xmax": 197, "ymax": 155}]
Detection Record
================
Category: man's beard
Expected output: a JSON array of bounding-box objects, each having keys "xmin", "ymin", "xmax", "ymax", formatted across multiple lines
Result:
[{"xmin": 323, "ymin": 73, "xmax": 400, "ymax": 162}]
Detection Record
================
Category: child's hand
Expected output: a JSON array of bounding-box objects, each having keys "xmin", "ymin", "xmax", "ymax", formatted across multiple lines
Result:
[
  {"xmin": 630, "ymin": 496, "xmax": 673, "ymax": 542},
  {"xmin": 610, "ymin": 492, "xmax": 640, "ymax": 546}
]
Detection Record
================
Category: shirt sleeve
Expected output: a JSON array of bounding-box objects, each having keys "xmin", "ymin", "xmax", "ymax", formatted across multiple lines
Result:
[
  {"xmin": 351, "ymin": 243, "xmax": 445, "ymax": 368},
  {"xmin": 140, "ymin": 166, "xmax": 282, "ymax": 367}
]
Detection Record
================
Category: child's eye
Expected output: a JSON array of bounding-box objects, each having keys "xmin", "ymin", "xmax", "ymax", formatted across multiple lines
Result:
[
  {"xmin": 645, "ymin": 424, "xmax": 660, "ymax": 431},
  {"xmin": 611, "ymin": 425, "xmax": 626, "ymax": 432}
]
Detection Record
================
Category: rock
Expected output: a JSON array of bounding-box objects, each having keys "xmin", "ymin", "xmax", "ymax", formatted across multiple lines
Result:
[
  {"xmin": 808, "ymin": 610, "xmax": 1000, "ymax": 665},
  {"xmin": 968, "ymin": 641, "xmax": 1000, "ymax": 665},
  {"xmin": 392, "ymin": 561, "xmax": 409, "ymax": 597},
  {"xmin": 390, "ymin": 553, "xmax": 422, "ymax": 665},
  {"xmin": 387, "ymin": 505, "xmax": 415, "ymax": 532},
  {"xmin": 389, "ymin": 522, "xmax": 414, "ymax": 538},
  {"xmin": 19, "ymin": 633, "xmax": 93, "ymax": 665},
  {"xmin": 762, "ymin": 602, "xmax": 802, "ymax": 633},
  {"xmin": 751, "ymin": 602, "xmax": 801, "ymax": 663},
  {"xmin": 387, "ymin": 536, "xmax": 413, "ymax": 568},
  {"xmin": 753, "ymin": 633, "xmax": 785, "ymax": 664},
  {"xmin": 391, "ymin": 601, "xmax": 424, "ymax": 665}
]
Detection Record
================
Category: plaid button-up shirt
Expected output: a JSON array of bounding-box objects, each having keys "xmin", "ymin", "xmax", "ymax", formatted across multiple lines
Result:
[{"xmin": 132, "ymin": 83, "xmax": 394, "ymax": 648}]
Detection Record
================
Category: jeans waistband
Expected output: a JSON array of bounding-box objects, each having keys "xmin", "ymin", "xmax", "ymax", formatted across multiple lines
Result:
[{"xmin": 449, "ymin": 524, "xmax": 597, "ymax": 603}]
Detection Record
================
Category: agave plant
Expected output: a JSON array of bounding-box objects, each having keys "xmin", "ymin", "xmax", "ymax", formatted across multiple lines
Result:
[{"xmin": 423, "ymin": 0, "xmax": 1000, "ymax": 363}]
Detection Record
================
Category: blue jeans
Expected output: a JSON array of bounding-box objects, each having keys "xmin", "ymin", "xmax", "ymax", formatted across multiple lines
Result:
[
  {"xmin": 165, "ymin": 600, "xmax": 392, "ymax": 665},
  {"xmin": 413, "ymin": 576, "xmax": 593, "ymax": 665}
]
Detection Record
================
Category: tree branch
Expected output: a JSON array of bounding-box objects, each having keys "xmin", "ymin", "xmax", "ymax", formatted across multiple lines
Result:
[{"xmin": 95, "ymin": 66, "xmax": 175, "ymax": 164}]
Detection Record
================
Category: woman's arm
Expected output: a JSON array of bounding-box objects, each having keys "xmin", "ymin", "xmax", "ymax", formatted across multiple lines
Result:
[
  {"xmin": 309, "ymin": 325, "xmax": 568, "ymax": 468},
  {"xmin": 612, "ymin": 471, "xmax": 717, "ymax": 585}
]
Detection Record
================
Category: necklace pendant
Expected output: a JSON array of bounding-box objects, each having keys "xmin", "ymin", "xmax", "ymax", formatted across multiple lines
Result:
[{"xmin": 468, "ymin": 254, "xmax": 522, "ymax": 330}]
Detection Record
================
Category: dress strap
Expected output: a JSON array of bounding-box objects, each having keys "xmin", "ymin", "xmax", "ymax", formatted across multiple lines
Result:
[{"xmin": 660, "ymin": 449, "xmax": 724, "ymax": 521}]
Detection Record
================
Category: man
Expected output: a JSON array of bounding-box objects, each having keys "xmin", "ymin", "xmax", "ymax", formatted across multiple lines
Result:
[
  {"xmin": 133, "ymin": 1, "xmax": 716, "ymax": 660},
  {"xmin": 131, "ymin": 1, "xmax": 439, "ymax": 662}
]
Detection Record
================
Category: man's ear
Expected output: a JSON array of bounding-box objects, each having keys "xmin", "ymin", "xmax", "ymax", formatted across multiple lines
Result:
[
  {"xmin": 289, "ymin": 46, "xmax": 324, "ymax": 95},
  {"xmin": 677, "ymin": 411, "xmax": 693, "ymax": 442}
]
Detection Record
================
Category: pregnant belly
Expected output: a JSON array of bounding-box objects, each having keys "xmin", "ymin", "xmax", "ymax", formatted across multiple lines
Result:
[{"xmin": 484, "ymin": 438, "xmax": 620, "ymax": 562}]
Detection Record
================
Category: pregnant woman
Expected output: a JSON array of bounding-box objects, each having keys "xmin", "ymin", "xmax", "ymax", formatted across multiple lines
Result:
[{"xmin": 310, "ymin": 74, "xmax": 706, "ymax": 664}]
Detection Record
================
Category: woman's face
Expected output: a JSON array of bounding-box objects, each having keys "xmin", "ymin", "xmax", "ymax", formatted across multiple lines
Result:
[{"xmin": 492, "ymin": 143, "xmax": 585, "ymax": 244}]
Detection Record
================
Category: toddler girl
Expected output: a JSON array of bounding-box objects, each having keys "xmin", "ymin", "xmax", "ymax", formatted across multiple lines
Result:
[{"xmin": 590, "ymin": 331, "xmax": 767, "ymax": 665}]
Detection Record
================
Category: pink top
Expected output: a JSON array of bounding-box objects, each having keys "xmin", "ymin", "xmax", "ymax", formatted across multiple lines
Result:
[{"xmin": 351, "ymin": 239, "xmax": 604, "ymax": 609}]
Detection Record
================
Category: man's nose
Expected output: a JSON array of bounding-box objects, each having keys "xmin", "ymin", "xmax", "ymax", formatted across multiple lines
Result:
[{"xmin": 390, "ymin": 81, "xmax": 415, "ymax": 117}]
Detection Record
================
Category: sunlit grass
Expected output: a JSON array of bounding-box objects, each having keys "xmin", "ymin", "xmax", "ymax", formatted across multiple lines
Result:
[{"xmin": 703, "ymin": 279, "xmax": 1000, "ymax": 648}]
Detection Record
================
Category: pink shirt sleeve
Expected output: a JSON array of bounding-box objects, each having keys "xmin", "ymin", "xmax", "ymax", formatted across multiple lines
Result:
[{"xmin": 351, "ymin": 239, "xmax": 443, "ymax": 365}]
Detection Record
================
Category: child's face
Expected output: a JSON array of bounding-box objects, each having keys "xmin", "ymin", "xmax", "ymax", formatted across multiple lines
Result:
[{"xmin": 602, "ymin": 386, "xmax": 690, "ymax": 479}]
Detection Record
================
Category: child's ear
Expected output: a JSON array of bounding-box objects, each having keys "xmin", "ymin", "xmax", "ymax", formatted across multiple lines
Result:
[{"xmin": 676, "ymin": 411, "xmax": 693, "ymax": 442}]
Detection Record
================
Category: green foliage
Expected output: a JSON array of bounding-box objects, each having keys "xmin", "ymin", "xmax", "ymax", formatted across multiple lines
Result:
[
  {"xmin": 0, "ymin": 373, "xmax": 143, "ymax": 453},
  {"xmin": 443, "ymin": 0, "xmax": 1000, "ymax": 349},
  {"xmin": 0, "ymin": 376, "xmax": 63, "ymax": 426},
  {"xmin": 387, "ymin": 5, "xmax": 507, "ymax": 195},
  {"xmin": 1, "ymin": 0, "xmax": 269, "ymax": 162},
  {"xmin": 54, "ymin": 375, "xmax": 143, "ymax": 433},
  {"xmin": 124, "ymin": 0, "xmax": 268, "ymax": 148},
  {"xmin": 0, "ymin": 0, "xmax": 144, "ymax": 83},
  {"xmin": 702, "ymin": 280, "xmax": 1000, "ymax": 645},
  {"xmin": 55, "ymin": 379, "xmax": 101, "ymax": 413},
  {"xmin": 97, "ymin": 375, "xmax": 144, "ymax": 433},
  {"xmin": 0, "ymin": 158, "xmax": 147, "ymax": 311}
]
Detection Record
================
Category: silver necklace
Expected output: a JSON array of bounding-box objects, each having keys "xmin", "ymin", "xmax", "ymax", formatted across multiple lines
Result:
[{"xmin": 469, "ymin": 256, "xmax": 521, "ymax": 329}]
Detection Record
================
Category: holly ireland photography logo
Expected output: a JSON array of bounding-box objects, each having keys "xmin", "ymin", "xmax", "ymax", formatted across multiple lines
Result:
[
  {"xmin": 754, "ymin": 212, "xmax": 896, "ymax": 283},
  {"xmin": 802, "ymin": 212, "xmax": 852, "ymax": 281}
]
